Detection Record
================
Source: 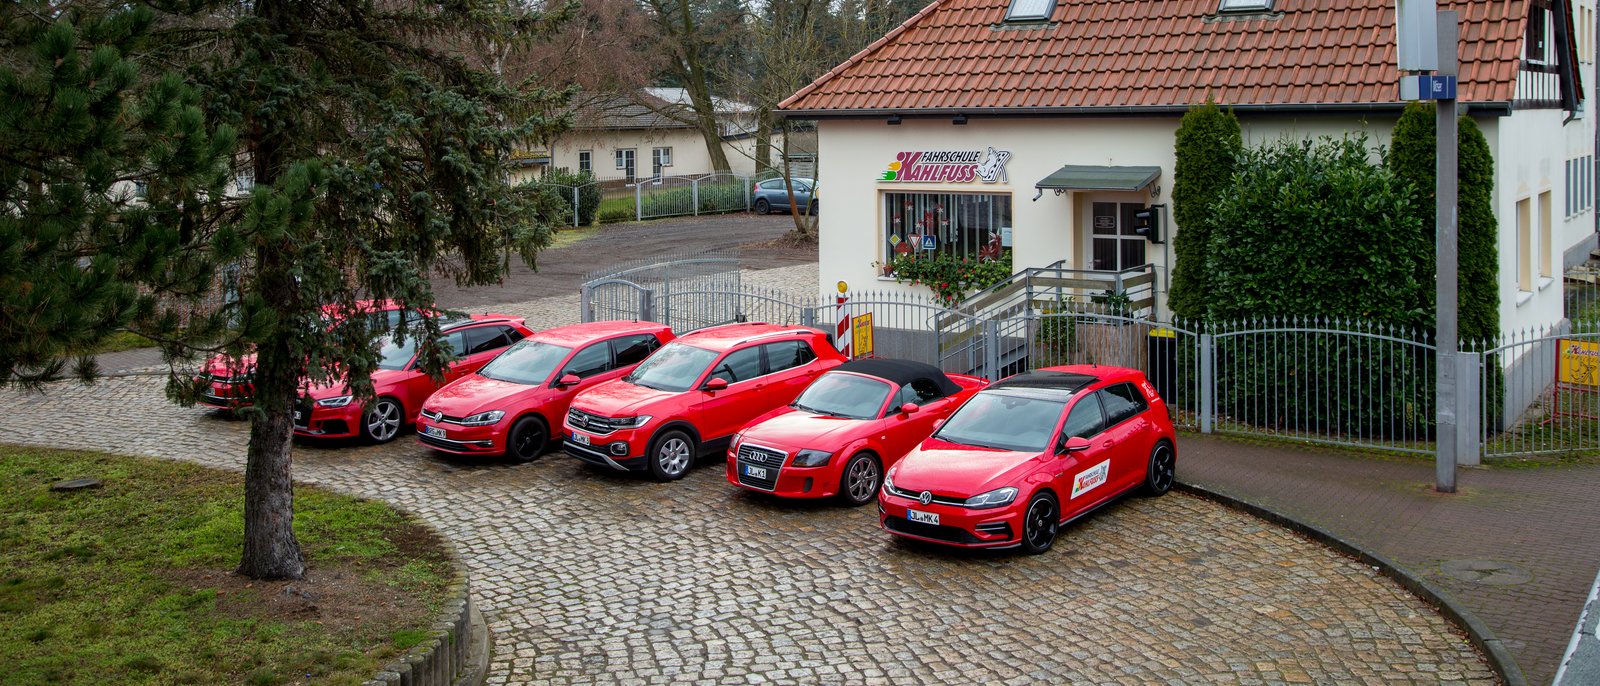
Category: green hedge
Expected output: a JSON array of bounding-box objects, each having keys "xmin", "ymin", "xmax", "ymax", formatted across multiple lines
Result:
[
  {"xmin": 541, "ymin": 167, "xmax": 601, "ymax": 226},
  {"xmin": 1169, "ymin": 100, "xmax": 1241, "ymax": 319}
]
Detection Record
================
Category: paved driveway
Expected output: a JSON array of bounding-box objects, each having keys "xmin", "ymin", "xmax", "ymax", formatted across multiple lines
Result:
[{"xmin": 1, "ymin": 376, "xmax": 1495, "ymax": 685}]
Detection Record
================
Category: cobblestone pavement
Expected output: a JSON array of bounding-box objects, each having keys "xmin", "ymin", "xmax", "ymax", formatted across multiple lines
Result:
[{"xmin": 1, "ymin": 376, "xmax": 1496, "ymax": 685}]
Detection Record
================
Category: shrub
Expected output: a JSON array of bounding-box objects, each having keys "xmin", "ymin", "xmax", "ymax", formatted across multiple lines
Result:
[
  {"xmin": 878, "ymin": 251, "xmax": 1013, "ymax": 307},
  {"xmin": 1169, "ymin": 99, "xmax": 1241, "ymax": 319},
  {"xmin": 541, "ymin": 167, "xmax": 602, "ymax": 226}
]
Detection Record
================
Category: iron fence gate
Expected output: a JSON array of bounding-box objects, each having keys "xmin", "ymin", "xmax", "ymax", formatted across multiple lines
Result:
[
  {"xmin": 1479, "ymin": 326, "xmax": 1600, "ymax": 457},
  {"xmin": 1028, "ymin": 313, "xmax": 1203, "ymax": 432}
]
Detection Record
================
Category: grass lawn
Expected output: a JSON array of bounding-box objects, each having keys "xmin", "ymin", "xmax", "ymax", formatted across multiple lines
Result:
[
  {"xmin": 0, "ymin": 447, "xmax": 453, "ymax": 686},
  {"xmin": 78, "ymin": 330, "xmax": 155, "ymax": 355}
]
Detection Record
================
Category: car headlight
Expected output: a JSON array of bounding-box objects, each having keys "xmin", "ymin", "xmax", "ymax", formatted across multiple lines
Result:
[
  {"xmin": 316, "ymin": 395, "xmax": 353, "ymax": 408},
  {"xmin": 882, "ymin": 468, "xmax": 896, "ymax": 494},
  {"xmin": 460, "ymin": 410, "xmax": 505, "ymax": 426},
  {"xmin": 607, "ymin": 415, "xmax": 652, "ymax": 429},
  {"xmin": 964, "ymin": 487, "xmax": 1018, "ymax": 509},
  {"xmin": 792, "ymin": 449, "xmax": 833, "ymax": 467}
]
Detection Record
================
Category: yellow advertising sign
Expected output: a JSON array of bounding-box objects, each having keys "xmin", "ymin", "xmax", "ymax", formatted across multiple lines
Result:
[
  {"xmin": 1558, "ymin": 338, "xmax": 1600, "ymax": 387},
  {"xmin": 851, "ymin": 313, "xmax": 874, "ymax": 358}
]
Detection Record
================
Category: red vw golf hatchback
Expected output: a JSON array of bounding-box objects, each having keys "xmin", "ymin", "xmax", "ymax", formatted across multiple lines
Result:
[
  {"xmin": 416, "ymin": 321, "xmax": 674, "ymax": 462},
  {"xmin": 726, "ymin": 359, "xmax": 986, "ymax": 505},
  {"xmin": 879, "ymin": 365, "xmax": 1176, "ymax": 554},
  {"xmin": 294, "ymin": 314, "xmax": 531, "ymax": 443},
  {"xmin": 563, "ymin": 322, "xmax": 846, "ymax": 481}
]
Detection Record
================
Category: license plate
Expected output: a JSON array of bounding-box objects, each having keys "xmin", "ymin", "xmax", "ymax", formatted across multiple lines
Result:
[
  {"xmin": 571, "ymin": 432, "xmax": 590, "ymax": 445},
  {"xmin": 906, "ymin": 509, "xmax": 940, "ymax": 525},
  {"xmin": 423, "ymin": 425, "xmax": 445, "ymax": 438},
  {"xmin": 293, "ymin": 410, "xmax": 303, "ymax": 421},
  {"xmin": 743, "ymin": 464, "xmax": 768, "ymax": 479}
]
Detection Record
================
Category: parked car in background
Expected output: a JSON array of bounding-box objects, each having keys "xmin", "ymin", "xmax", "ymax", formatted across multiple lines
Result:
[
  {"xmin": 563, "ymin": 322, "xmax": 846, "ymax": 481},
  {"xmin": 294, "ymin": 314, "xmax": 531, "ymax": 444},
  {"xmin": 751, "ymin": 177, "xmax": 815, "ymax": 215},
  {"xmin": 196, "ymin": 299, "xmax": 418, "ymax": 410},
  {"xmin": 879, "ymin": 366, "xmax": 1176, "ymax": 554},
  {"xmin": 726, "ymin": 359, "xmax": 987, "ymax": 505},
  {"xmin": 417, "ymin": 321, "xmax": 674, "ymax": 462}
]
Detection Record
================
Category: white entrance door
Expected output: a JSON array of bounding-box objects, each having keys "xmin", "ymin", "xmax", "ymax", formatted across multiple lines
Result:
[{"xmin": 1089, "ymin": 201, "xmax": 1148, "ymax": 272}]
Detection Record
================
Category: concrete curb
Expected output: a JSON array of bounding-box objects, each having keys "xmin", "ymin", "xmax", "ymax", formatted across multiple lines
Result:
[
  {"xmin": 1175, "ymin": 480, "xmax": 1526, "ymax": 686},
  {"xmin": 363, "ymin": 537, "xmax": 487, "ymax": 686}
]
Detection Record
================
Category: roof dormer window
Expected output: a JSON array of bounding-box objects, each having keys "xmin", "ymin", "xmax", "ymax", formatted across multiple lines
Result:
[
  {"xmin": 1218, "ymin": 0, "xmax": 1273, "ymax": 12},
  {"xmin": 1003, "ymin": 0, "xmax": 1054, "ymax": 22}
]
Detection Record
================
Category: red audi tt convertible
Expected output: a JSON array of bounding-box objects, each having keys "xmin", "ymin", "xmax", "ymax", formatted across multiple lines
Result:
[
  {"xmin": 417, "ymin": 321, "xmax": 674, "ymax": 461},
  {"xmin": 879, "ymin": 365, "xmax": 1176, "ymax": 554},
  {"xmin": 726, "ymin": 359, "xmax": 986, "ymax": 505}
]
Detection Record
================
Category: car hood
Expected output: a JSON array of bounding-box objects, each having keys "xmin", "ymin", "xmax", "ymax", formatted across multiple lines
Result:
[
  {"xmin": 738, "ymin": 408, "xmax": 869, "ymax": 451},
  {"xmin": 891, "ymin": 437, "xmax": 1038, "ymax": 497},
  {"xmin": 425, "ymin": 374, "xmax": 542, "ymax": 416},
  {"xmin": 301, "ymin": 369, "xmax": 409, "ymax": 400},
  {"xmin": 571, "ymin": 379, "xmax": 681, "ymax": 417}
]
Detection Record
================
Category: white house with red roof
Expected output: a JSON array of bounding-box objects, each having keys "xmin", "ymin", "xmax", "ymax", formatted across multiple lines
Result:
[{"xmin": 780, "ymin": 0, "xmax": 1595, "ymax": 335}]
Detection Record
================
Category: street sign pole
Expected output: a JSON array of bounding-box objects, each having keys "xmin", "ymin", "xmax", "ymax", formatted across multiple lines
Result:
[{"xmin": 1434, "ymin": 10, "xmax": 1460, "ymax": 493}]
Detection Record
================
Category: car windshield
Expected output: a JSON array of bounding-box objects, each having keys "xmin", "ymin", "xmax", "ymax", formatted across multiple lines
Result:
[
  {"xmin": 792, "ymin": 373, "xmax": 891, "ymax": 420},
  {"xmin": 933, "ymin": 391, "xmax": 1065, "ymax": 452},
  {"xmin": 624, "ymin": 342, "xmax": 718, "ymax": 392},
  {"xmin": 477, "ymin": 340, "xmax": 573, "ymax": 385},
  {"xmin": 374, "ymin": 335, "xmax": 419, "ymax": 371}
]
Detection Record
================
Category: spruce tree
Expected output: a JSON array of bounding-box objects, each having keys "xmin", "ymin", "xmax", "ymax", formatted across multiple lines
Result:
[
  {"xmin": 1169, "ymin": 99, "xmax": 1241, "ymax": 319},
  {"xmin": 0, "ymin": 4, "xmax": 232, "ymax": 388},
  {"xmin": 149, "ymin": 0, "xmax": 572, "ymax": 579}
]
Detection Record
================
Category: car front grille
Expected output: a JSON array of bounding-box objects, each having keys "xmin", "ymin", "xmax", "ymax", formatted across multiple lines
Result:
[
  {"xmin": 293, "ymin": 399, "xmax": 312, "ymax": 428},
  {"xmin": 420, "ymin": 408, "xmax": 466, "ymax": 424},
  {"xmin": 883, "ymin": 516, "xmax": 983, "ymax": 545},
  {"xmin": 883, "ymin": 483, "xmax": 967, "ymax": 507},
  {"xmin": 735, "ymin": 444, "xmax": 786, "ymax": 491},
  {"xmin": 566, "ymin": 408, "xmax": 618, "ymax": 435}
]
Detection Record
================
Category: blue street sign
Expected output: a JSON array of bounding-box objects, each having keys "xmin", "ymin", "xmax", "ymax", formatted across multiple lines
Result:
[
  {"xmin": 1399, "ymin": 74, "xmax": 1457, "ymax": 101},
  {"xmin": 921, "ymin": 234, "xmax": 937, "ymax": 250}
]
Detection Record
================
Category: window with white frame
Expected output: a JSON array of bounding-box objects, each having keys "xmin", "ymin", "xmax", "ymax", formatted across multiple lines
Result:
[
  {"xmin": 614, "ymin": 148, "xmax": 635, "ymax": 181},
  {"xmin": 1540, "ymin": 191, "xmax": 1554, "ymax": 278},
  {"xmin": 1219, "ymin": 0, "xmax": 1272, "ymax": 12},
  {"xmin": 1003, "ymin": 0, "xmax": 1054, "ymax": 22},
  {"xmin": 883, "ymin": 192, "xmax": 1011, "ymax": 263},
  {"xmin": 1518, "ymin": 198, "xmax": 1534, "ymax": 292},
  {"xmin": 578, "ymin": 150, "xmax": 592, "ymax": 174},
  {"xmin": 235, "ymin": 169, "xmax": 254, "ymax": 194},
  {"xmin": 652, "ymin": 147, "xmax": 673, "ymax": 168},
  {"xmin": 1567, "ymin": 156, "xmax": 1594, "ymax": 217}
]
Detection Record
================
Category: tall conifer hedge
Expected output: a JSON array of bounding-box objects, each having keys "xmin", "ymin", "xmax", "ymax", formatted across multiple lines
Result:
[{"xmin": 1169, "ymin": 99, "xmax": 1241, "ymax": 319}]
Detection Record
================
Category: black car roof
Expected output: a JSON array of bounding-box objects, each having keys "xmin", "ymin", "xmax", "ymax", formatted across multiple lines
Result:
[
  {"xmin": 834, "ymin": 358, "xmax": 962, "ymax": 396},
  {"xmin": 985, "ymin": 370, "xmax": 1099, "ymax": 400}
]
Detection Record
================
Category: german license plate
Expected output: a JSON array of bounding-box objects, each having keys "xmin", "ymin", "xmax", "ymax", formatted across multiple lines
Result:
[
  {"xmin": 293, "ymin": 410, "xmax": 303, "ymax": 422},
  {"xmin": 743, "ymin": 464, "xmax": 768, "ymax": 480},
  {"xmin": 571, "ymin": 432, "xmax": 590, "ymax": 445},
  {"xmin": 906, "ymin": 509, "xmax": 939, "ymax": 525},
  {"xmin": 423, "ymin": 425, "xmax": 445, "ymax": 438}
]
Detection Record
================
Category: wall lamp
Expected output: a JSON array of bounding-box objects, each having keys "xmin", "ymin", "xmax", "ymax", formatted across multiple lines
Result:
[
  {"xmin": 952, "ymin": 114, "xmax": 968, "ymax": 125},
  {"xmin": 886, "ymin": 114, "xmax": 902, "ymax": 125}
]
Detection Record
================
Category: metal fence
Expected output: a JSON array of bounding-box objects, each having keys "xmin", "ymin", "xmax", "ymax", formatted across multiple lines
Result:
[
  {"xmin": 543, "ymin": 173, "xmax": 756, "ymax": 227},
  {"xmin": 579, "ymin": 250, "xmax": 742, "ymax": 324}
]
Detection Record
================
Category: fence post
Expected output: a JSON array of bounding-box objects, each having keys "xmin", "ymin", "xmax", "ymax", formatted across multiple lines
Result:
[
  {"xmin": 1199, "ymin": 333, "xmax": 1215, "ymax": 434},
  {"xmin": 635, "ymin": 183, "xmax": 642, "ymax": 222},
  {"xmin": 1458, "ymin": 350, "xmax": 1482, "ymax": 466},
  {"xmin": 692, "ymin": 178, "xmax": 700, "ymax": 217},
  {"xmin": 800, "ymin": 307, "xmax": 816, "ymax": 328},
  {"xmin": 743, "ymin": 178, "xmax": 750, "ymax": 211},
  {"xmin": 640, "ymin": 288, "xmax": 656, "ymax": 324},
  {"xmin": 983, "ymin": 320, "xmax": 1002, "ymax": 381},
  {"xmin": 571, "ymin": 186, "xmax": 580, "ymax": 227},
  {"xmin": 580, "ymin": 284, "xmax": 593, "ymax": 323}
]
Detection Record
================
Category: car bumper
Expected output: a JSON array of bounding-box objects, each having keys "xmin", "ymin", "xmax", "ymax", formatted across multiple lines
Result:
[
  {"xmin": 563, "ymin": 437, "xmax": 647, "ymax": 471},
  {"xmin": 196, "ymin": 379, "xmax": 253, "ymax": 409},
  {"xmin": 723, "ymin": 452, "xmax": 837, "ymax": 499},
  {"xmin": 561, "ymin": 424, "xmax": 650, "ymax": 469},
  {"xmin": 293, "ymin": 403, "xmax": 361, "ymax": 439},
  {"xmin": 878, "ymin": 493, "xmax": 1020, "ymax": 548},
  {"xmin": 415, "ymin": 418, "xmax": 505, "ymax": 454}
]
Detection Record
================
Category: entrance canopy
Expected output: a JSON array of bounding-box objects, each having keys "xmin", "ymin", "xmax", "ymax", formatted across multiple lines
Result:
[{"xmin": 1035, "ymin": 165, "xmax": 1161, "ymax": 192}]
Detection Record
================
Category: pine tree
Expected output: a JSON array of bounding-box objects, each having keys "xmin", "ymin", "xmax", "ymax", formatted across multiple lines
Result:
[
  {"xmin": 149, "ymin": 0, "xmax": 572, "ymax": 579},
  {"xmin": 1169, "ymin": 99, "xmax": 1241, "ymax": 320},
  {"xmin": 0, "ymin": 4, "xmax": 232, "ymax": 388}
]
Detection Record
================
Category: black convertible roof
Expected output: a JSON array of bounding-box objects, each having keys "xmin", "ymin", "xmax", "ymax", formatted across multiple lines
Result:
[
  {"xmin": 988, "ymin": 370, "xmax": 1099, "ymax": 397},
  {"xmin": 835, "ymin": 358, "xmax": 962, "ymax": 396}
]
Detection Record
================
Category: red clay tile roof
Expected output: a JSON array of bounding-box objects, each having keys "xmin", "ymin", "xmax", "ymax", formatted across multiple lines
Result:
[{"xmin": 779, "ymin": 0, "xmax": 1529, "ymax": 114}]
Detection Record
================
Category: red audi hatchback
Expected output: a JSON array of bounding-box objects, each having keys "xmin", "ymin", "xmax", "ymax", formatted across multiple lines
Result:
[
  {"xmin": 563, "ymin": 322, "xmax": 846, "ymax": 481},
  {"xmin": 294, "ymin": 314, "xmax": 531, "ymax": 443},
  {"xmin": 416, "ymin": 321, "xmax": 674, "ymax": 461},
  {"xmin": 879, "ymin": 365, "xmax": 1176, "ymax": 554},
  {"xmin": 726, "ymin": 359, "xmax": 987, "ymax": 505}
]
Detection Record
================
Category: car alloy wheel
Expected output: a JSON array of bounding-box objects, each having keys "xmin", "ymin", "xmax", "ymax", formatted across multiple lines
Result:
[
  {"xmin": 1021, "ymin": 492, "xmax": 1059, "ymax": 555},
  {"xmin": 363, "ymin": 398, "xmax": 402, "ymax": 444},
  {"xmin": 840, "ymin": 453, "xmax": 881, "ymax": 506},
  {"xmin": 649, "ymin": 430, "xmax": 694, "ymax": 481},
  {"xmin": 753, "ymin": 198, "xmax": 770, "ymax": 215},
  {"xmin": 1145, "ymin": 442, "xmax": 1175, "ymax": 496},
  {"xmin": 509, "ymin": 416, "xmax": 547, "ymax": 463}
]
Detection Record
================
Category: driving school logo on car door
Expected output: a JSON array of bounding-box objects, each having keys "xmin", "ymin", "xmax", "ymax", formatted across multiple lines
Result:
[{"xmin": 1071, "ymin": 459, "xmax": 1111, "ymax": 499}]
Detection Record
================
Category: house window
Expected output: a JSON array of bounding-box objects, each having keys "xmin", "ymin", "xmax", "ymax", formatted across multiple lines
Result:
[
  {"xmin": 132, "ymin": 180, "xmax": 148, "ymax": 199},
  {"xmin": 614, "ymin": 148, "xmax": 635, "ymax": 182},
  {"xmin": 1090, "ymin": 202, "xmax": 1150, "ymax": 273},
  {"xmin": 1568, "ymin": 158, "xmax": 1592, "ymax": 217},
  {"xmin": 653, "ymin": 147, "xmax": 673, "ymax": 168},
  {"xmin": 1540, "ymin": 191, "xmax": 1553, "ymax": 278},
  {"xmin": 883, "ymin": 192, "xmax": 1011, "ymax": 263},
  {"xmin": 235, "ymin": 169, "xmax": 254, "ymax": 194},
  {"xmin": 1003, "ymin": 0, "xmax": 1053, "ymax": 22},
  {"xmin": 578, "ymin": 150, "xmax": 592, "ymax": 174},
  {"xmin": 1526, "ymin": 1, "xmax": 1551, "ymax": 63},
  {"xmin": 1219, "ymin": 0, "xmax": 1272, "ymax": 12},
  {"xmin": 1518, "ymin": 198, "xmax": 1533, "ymax": 292}
]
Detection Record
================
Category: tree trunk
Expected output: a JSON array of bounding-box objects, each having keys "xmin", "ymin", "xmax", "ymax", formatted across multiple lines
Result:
[
  {"xmin": 674, "ymin": 0, "xmax": 731, "ymax": 174},
  {"xmin": 754, "ymin": 106, "xmax": 771, "ymax": 174},
  {"xmin": 780, "ymin": 120, "xmax": 810, "ymax": 238}
]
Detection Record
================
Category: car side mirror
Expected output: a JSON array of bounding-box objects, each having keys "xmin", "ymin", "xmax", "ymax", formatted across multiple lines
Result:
[
  {"xmin": 1059, "ymin": 436, "xmax": 1091, "ymax": 454},
  {"xmin": 556, "ymin": 373, "xmax": 581, "ymax": 388},
  {"xmin": 703, "ymin": 377, "xmax": 729, "ymax": 391},
  {"xmin": 899, "ymin": 403, "xmax": 920, "ymax": 415}
]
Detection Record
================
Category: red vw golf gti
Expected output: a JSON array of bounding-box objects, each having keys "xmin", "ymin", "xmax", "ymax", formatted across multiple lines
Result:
[
  {"xmin": 294, "ymin": 314, "xmax": 531, "ymax": 443},
  {"xmin": 563, "ymin": 322, "xmax": 846, "ymax": 481},
  {"xmin": 879, "ymin": 366, "xmax": 1176, "ymax": 554},
  {"xmin": 726, "ymin": 359, "xmax": 986, "ymax": 505},
  {"xmin": 416, "ymin": 321, "xmax": 674, "ymax": 462}
]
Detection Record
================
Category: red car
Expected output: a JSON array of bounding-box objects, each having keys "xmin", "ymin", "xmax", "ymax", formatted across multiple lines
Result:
[
  {"xmin": 416, "ymin": 321, "xmax": 675, "ymax": 462},
  {"xmin": 294, "ymin": 314, "xmax": 532, "ymax": 443},
  {"xmin": 196, "ymin": 299, "xmax": 416, "ymax": 410},
  {"xmin": 879, "ymin": 365, "xmax": 1177, "ymax": 554},
  {"xmin": 563, "ymin": 322, "xmax": 846, "ymax": 481},
  {"xmin": 725, "ymin": 359, "xmax": 987, "ymax": 505}
]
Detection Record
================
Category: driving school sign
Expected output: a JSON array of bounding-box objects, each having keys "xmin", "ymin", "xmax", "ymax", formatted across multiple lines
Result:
[{"xmin": 879, "ymin": 147, "xmax": 1011, "ymax": 184}]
